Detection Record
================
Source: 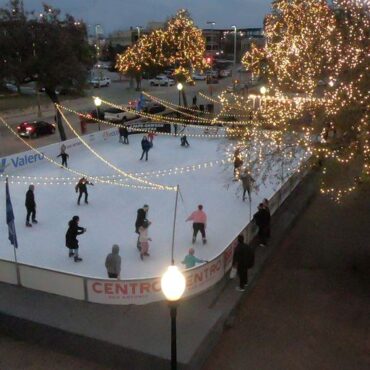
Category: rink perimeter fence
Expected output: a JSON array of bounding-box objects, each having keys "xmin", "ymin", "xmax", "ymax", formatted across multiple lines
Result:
[{"xmin": 0, "ymin": 125, "xmax": 312, "ymax": 305}]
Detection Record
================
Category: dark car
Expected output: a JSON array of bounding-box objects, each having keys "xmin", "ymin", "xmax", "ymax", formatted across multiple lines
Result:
[
  {"xmin": 143, "ymin": 103, "xmax": 165, "ymax": 114},
  {"xmin": 17, "ymin": 121, "xmax": 56, "ymax": 138},
  {"xmin": 78, "ymin": 109, "xmax": 105, "ymax": 124}
]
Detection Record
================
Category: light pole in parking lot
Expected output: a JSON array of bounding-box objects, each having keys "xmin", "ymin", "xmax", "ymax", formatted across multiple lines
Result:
[
  {"xmin": 94, "ymin": 97, "xmax": 102, "ymax": 131},
  {"xmin": 176, "ymin": 83, "xmax": 183, "ymax": 136},
  {"xmin": 231, "ymin": 25, "xmax": 237, "ymax": 68}
]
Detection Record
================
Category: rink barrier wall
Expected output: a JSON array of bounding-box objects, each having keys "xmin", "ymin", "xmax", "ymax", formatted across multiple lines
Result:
[{"xmin": 0, "ymin": 157, "xmax": 312, "ymax": 305}]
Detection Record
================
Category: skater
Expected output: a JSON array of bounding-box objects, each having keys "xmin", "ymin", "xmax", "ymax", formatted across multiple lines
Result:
[
  {"xmin": 253, "ymin": 203, "xmax": 270, "ymax": 247},
  {"xmin": 148, "ymin": 131, "xmax": 156, "ymax": 145},
  {"xmin": 75, "ymin": 177, "xmax": 94, "ymax": 205},
  {"xmin": 140, "ymin": 135, "xmax": 151, "ymax": 161},
  {"xmin": 186, "ymin": 204, "xmax": 207, "ymax": 244},
  {"xmin": 105, "ymin": 244, "xmax": 121, "ymax": 279},
  {"xmin": 65, "ymin": 215, "xmax": 86, "ymax": 262},
  {"xmin": 181, "ymin": 248, "xmax": 207, "ymax": 269},
  {"xmin": 135, "ymin": 204, "xmax": 150, "ymax": 250},
  {"xmin": 138, "ymin": 220, "xmax": 152, "ymax": 260},
  {"xmin": 119, "ymin": 126, "xmax": 129, "ymax": 144},
  {"xmin": 181, "ymin": 135, "xmax": 190, "ymax": 147},
  {"xmin": 240, "ymin": 168, "xmax": 255, "ymax": 201},
  {"xmin": 233, "ymin": 234, "xmax": 254, "ymax": 291},
  {"xmin": 25, "ymin": 184, "xmax": 37, "ymax": 227},
  {"xmin": 234, "ymin": 148, "xmax": 244, "ymax": 178},
  {"xmin": 57, "ymin": 147, "xmax": 69, "ymax": 167}
]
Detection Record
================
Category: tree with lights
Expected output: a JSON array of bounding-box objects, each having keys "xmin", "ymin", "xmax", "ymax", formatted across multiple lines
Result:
[{"xmin": 240, "ymin": 0, "xmax": 369, "ymax": 201}]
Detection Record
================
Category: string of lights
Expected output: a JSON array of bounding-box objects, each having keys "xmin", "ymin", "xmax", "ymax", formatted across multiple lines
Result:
[{"xmin": 57, "ymin": 107, "xmax": 176, "ymax": 191}]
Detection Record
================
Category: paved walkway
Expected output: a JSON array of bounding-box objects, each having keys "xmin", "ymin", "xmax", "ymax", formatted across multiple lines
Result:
[{"xmin": 202, "ymin": 184, "xmax": 370, "ymax": 370}]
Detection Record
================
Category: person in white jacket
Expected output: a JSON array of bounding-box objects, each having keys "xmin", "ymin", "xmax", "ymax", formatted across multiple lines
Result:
[{"xmin": 138, "ymin": 220, "xmax": 152, "ymax": 260}]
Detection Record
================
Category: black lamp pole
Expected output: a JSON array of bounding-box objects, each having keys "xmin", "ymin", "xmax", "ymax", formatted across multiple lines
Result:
[{"xmin": 170, "ymin": 301, "xmax": 178, "ymax": 370}]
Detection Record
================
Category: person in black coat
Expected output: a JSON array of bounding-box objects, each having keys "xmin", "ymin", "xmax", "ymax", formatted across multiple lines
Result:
[
  {"xmin": 233, "ymin": 234, "xmax": 254, "ymax": 291},
  {"xmin": 140, "ymin": 136, "xmax": 151, "ymax": 161},
  {"xmin": 65, "ymin": 215, "xmax": 86, "ymax": 262},
  {"xmin": 75, "ymin": 177, "xmax": 94, "ymax": 205},
  {"xmin": 57, "ymin": 151, "xmax": 69, "ymax": 167},
  {"xmin": 181, "ymin": 135, "xmax": 190, "ymax": 147},
  {"xmin": 119, "ymin": 126, "xmax": 129, "ymax": 144},
  {"xmin": 253, "ymin": 203, "xmax": 271, "ymax": 246},
  {"xmin": 135, "ymin": 204, "xmax": 150, "ymax": 250},
  {"xmin": 25, "ymin": 184, "xmax": 37, "ymax": 227}
]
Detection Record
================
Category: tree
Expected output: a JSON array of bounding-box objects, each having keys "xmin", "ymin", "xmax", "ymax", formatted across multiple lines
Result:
[
  {"xmin": 0, "ymin": 0, "xmax": 33, "ymax": 92},
  {"xmin": 239, "ymin": 0, "xmax": 369, "ymax": 200}
]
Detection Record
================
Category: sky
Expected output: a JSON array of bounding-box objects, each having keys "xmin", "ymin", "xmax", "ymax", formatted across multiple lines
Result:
[{"xmin": 0, "ymin": 0, "xmax": 272, "ymax": 34}]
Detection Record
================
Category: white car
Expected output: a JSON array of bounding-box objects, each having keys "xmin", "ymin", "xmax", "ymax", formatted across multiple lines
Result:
[
  {"xmin": 90, "ymin": 77, "xmax": 111, "ymax": 88},
  {"xmin": 149, "ymin": 76, "xmax": 175, "ymax": 86},
  {"xmin": 104, "ymin": 107, "xmax": 138, "ymax": 122},
  {"xmin": 192, "ymin": 73, "xmax": 207, "ymax": 80},
  {"xmin": 219, "ymin": 69, "xmax": 232, "ymax": 77}
]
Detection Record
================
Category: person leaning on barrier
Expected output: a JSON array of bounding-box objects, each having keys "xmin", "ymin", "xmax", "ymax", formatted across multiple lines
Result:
[{"xmin": 105, "ymin": 244, "xmax": 121, "ymax": 279}]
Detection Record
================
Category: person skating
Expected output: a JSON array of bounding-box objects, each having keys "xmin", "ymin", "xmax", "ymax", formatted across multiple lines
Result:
[
  {"xmin": 119, "ymin": 126, "xmax": 129, "ymax": 144},
  {"xmin": 138, "ymin": 220, "xmax": 152, "ymax": 260},
  {"xmin": 182, "ymin": 248, "xmax": 207, "ymax": 269},
  {"xmin": 105, "ymin": 244, "xmax": 121, "ymax": 278},
  {"xmin": 186, "ymin": 204, "xmax": 207, "ymax": 244},
  {"xmin": 135, "ymin": 204, "xmax": 150, "ymax": 250},
  {"xmin": 234, "ymin": 148, "xmax": 244, "ymax": 178},
  {"xmin": 25, "ymin": 184, "xmax": 37, "ymax": 227},
  {"xmin": 240, "ymin": 168, "xmax": 255, "ymax": 201},
  {"xmin": 140, "ymin": 135, "xmax": 151, "ymax": 161},
  {"xmin": 253, "ymin": 203, "xmax": 270, "ymax": 247},
  {"xmin": 57, "ymin": 146, "xmax": 69, "ymax": 168},
  {"xmin": 75, "ymin": 177, "xmax": 94, "ymax": 205},
  {"xmin": 181, "ymin": 135, "xmax": 190, "ymax": 147},
  {"xmin": 65, "ymin": 215, "xmax": 86, "ymax": 262},
  {"xmin": 233, "ymin": 234, "xmax": 254, "ymax": 291}
]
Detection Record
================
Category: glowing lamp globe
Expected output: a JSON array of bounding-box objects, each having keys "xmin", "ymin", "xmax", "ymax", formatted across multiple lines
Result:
[
  {"xmin": 260, "ymin": 86, "xmax": 267, "ymax": 95},
  {"xmin": 177, "ymin": 83, "xmax": 183, "ymax": 91},
  {"xmin": 161, "ymin": 265, "xmax": 186, "ymax": 301},
  {"xmin": 94, "ymin": 97, "xmax": 102, "ymax": 107}
]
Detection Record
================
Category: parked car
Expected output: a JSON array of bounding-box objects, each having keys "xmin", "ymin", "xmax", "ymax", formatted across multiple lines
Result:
[
  {"xmin": 226, "ymin": 83, "xmax": 246, "ymax": 93},
  {"xmin": 104, "ymin": 107, "xmax": 139, "ymax": 122},
  {"xmin": 78, "ymin": 109, "xmax": 104, "ymax": 123},
  {"xmin": 89, "ymin": 77, "xmax": 111, "ymax": 88},
  {"xmin": 142, "ymin": 103, "xmax": 165, "ymax": 114},
  {"xmin": 206, "ymin": 70, "xmax": 219, "ymax": 78},
  {"xmin": 17, "ymin": 121, "xmax": 56, "ymax": 138},
  {"xmin": 192, "ymin": 73, "xmax": 207, "ymax": 80},
  {"xmin": 219, "ymin": 69, "xmax": 232, "ymax": 78},
  {"xmin": 149, "ymin": 76, "xmax": 175, "ymax": 86}
]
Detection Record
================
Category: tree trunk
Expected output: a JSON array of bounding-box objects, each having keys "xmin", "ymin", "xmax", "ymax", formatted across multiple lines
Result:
[
  {"xmin": 45, "ymin": 89, "xmax": 67, "ymax": 141},
  {"xmin": 181, "ymin": 89, "xmax": 188, "ymax": 107}
]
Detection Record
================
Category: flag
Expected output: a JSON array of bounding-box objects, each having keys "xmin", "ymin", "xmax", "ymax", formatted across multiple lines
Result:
[{"xmin": 5, "ymin": 178, "xmax": 18, "ymax": 248}]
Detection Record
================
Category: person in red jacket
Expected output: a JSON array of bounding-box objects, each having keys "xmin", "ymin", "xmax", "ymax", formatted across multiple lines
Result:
[{"xmin": 186, "ymin": 204, "xmax": 207, "ymax": 244}]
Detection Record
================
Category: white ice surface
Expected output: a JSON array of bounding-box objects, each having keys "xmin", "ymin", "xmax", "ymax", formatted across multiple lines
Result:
[{"xmin": 0, "ymin": 133, "xmax": 288, "ymax": 279}]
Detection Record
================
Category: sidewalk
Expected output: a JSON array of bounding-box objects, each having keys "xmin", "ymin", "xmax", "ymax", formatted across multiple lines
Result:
[
  {"xmin": 202, "ymin": 183, "xmax": 370, "ymax": 370},
  {"xmin": 0, "ymin": 168, "xmax": 319, "ymax": 370}
]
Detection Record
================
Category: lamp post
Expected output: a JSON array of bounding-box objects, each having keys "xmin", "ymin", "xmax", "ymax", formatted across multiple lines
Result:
[
  {"xmin": 260, "ymin": 86, "xmax": 267, "ymax": 109},
  {"xmin": 231, "ymin": 25, "xmax": 237, "ymax": 69},
  {"xmin": 94, "ymin": 97, "xmax": 102, "ymax": 131},
  {"xmin": 176, "ymin": 83, "xmax": 183, "ymax": 136},
  {"xmin": 136, "ymin": 26, "xmax": 143, "ymax": 41},
  {"xmin": 161, "ymin": 265, "xmax": 186, "ymax": 370}
]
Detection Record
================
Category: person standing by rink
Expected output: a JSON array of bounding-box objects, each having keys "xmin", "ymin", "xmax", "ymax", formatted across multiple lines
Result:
[
  {"xmin": 57, "ymin": 145, "xmax": 69, "ymax": 168},
  {"xmin": 253, "ymin": 203, "xmax": 270, "ymax": 247},
  {"xmin": 233, "ymin": 234, "xmax": 254, "ymax": 291},
  {"xmin": 119, "ymin": 126, "xmax": 129, "ymax": 144},
  {"xmin": 186, "ymin": 204, "xmax": 207, "ymax": 244},
  {"xmin": 65, "ymin": 215, "xmax": 86, "ymax": 262},
  {"xmin": 25, "ymin": 184, "xmax": 37, "ymax": 227},
  {"xmin": 75, "ymin": 177, "xmax": 94, "ymax": 205},
  {"xmin": 240, "ymin": 168, "xmax": 255, "ymax": 202},
  {"xmin": 105, "ymin": 244, "xmax": 121, "ymax": 278},
  {"xmin": 138, "ymin": 220, "xmax": 152, "ymax": 260},
  {"xmin": 181, "ymin": 135, "xmax": 190, "ymax": 147}
]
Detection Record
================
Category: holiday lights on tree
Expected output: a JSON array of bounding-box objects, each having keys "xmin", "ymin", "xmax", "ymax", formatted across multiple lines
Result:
[{"xmin": 239, "ymin": 0, "xmax": 369, "ymax": 201}]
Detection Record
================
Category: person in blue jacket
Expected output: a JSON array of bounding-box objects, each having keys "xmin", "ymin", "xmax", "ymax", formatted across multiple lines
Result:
[{"xmin": 140, "ymin": 135, "xmax": 151, "ymax": 161}]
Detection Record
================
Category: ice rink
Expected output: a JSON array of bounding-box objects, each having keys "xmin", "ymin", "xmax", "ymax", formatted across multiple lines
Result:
[{"xmin": 1, "ymin": 131, "xmax": 292, "ymax": 279}]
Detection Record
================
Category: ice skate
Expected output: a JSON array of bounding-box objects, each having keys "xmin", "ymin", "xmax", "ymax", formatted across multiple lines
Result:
[
  {"xmin": 74, "ymin": 256, "xmax": 83, "ymax": 262},
  {"xmin": 32, "ymin": 219, "xmax": 38, "ymax": 224},
  {"xmin": 26, "ymin": 221, "xmax": 32, "ymax": 227},
  {"xmin": 203, "ymin": 238, "xmax": 207, "ymax": 245}
]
